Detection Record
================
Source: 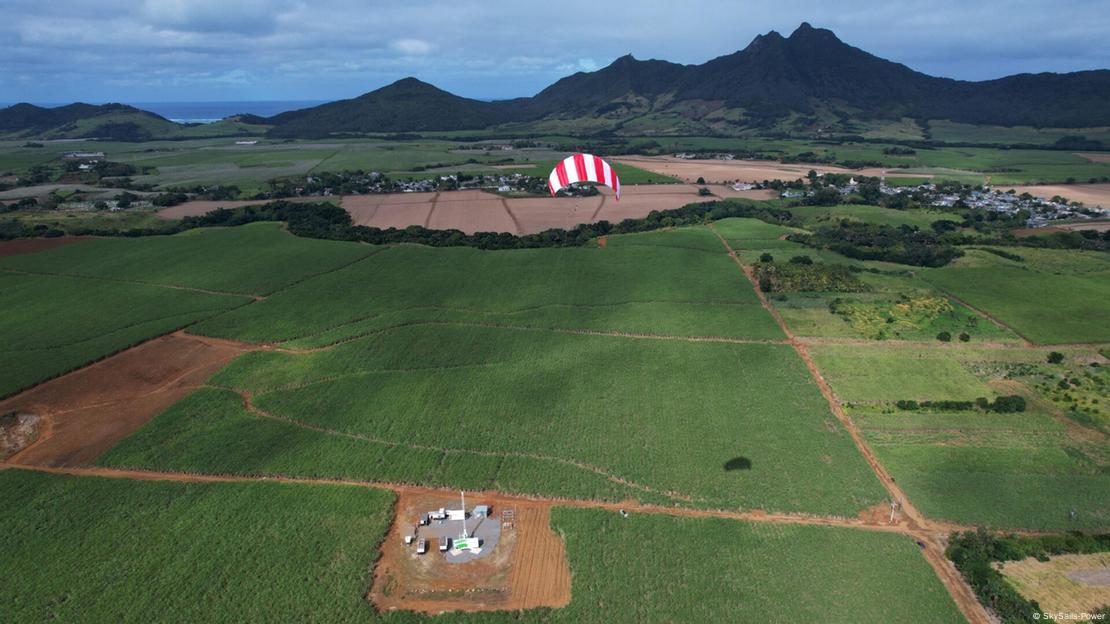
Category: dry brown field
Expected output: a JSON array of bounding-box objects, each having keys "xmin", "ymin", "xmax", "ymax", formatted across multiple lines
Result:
[
  {"xmin": 997, "ymin": 552, "xmax": 1110, "ymax": 615},
  {"xmin": 613, "ymin": 155, "xmax": 930, "ymax": 184},
  {"xmin": 997, "ymin": 183, "xmax": 1110, "ymax": 209}
]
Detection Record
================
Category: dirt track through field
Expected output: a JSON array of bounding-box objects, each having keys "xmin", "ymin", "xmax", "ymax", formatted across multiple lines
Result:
[
  {"xmin": 0, "ymin": 224, "xmax": 1048, "ymax": 620},
  {"xmin": 707, "ymin": 222, "xmax": 991, "ymax": 624}
]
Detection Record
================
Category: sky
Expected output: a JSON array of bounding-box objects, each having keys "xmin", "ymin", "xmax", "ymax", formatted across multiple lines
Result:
[{"xmin": 2, "ymin": 0, "xmax": 1108, "ymax": 103}]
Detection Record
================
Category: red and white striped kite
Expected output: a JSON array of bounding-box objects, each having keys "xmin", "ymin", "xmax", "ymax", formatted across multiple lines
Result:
[{"xmin": 547, "ymin": 153, "xmax": 621, "ymax": 201}]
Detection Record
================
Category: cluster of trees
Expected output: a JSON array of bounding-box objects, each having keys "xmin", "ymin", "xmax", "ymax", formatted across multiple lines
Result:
[
  {"xmin": 3, "ymin": 197, "xmax": 796, "ymax": 245},
  {"xmin": 894, "ymin": 395, "xmax": 1026, "ymax": 413},
  {"xmin": 175, "ymin": 198, "xmax": 794, "ymax": 250},
  {"xmin": 882, "ymin": 146, "xmax": 917, "ymax": 156},
  {"xmin": 947, "ymin": 529, "xmax": 1110, "ymax": 623},
  {"xmin": 754, "ymin": 256, "xmax": 867, "ymax": 293},
  {"xmin": 788, "ymin": 221, "xmax": 964, "ymax": 267}
]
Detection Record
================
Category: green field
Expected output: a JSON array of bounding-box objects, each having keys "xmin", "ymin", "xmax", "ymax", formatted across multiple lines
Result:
[
  {"xmin": 0, "ymin": 470, "xmax": 963, "ymax": 623},
  {"xmin": 788, "ymin": 204, "xmax": 962, "ymax": 229},
  {"xmin": 808, "ymin": 345, "xmax": 996, "ymax": 402},
  {"xmin": 543, "ymin": 508, "xmax": 964, "ymax": 623},
  {"xmin": 102, "ymin": 323, "xmax": 886, "ymax": 515},
  {"xmin": 0, "ymin": 469, "xmax": 394, "ymax": 623},
  {"xmin": 603, "ymin": 224, "xmax": 727, "ymax": 253},
  {"xmin": 855, "ymin": 407, "xmax": 1110, "ymax": 530},
  {"xmin": 0, "ymin": 271, "xmax": 244, "ymax": 398},
  {"xmin": 0, "ymin": 137, "xmax": 674, "ymax": 195},
  {"xmin": 191, "ymin": 240, "xmax": 784, "ymax": 344},
  {"xmin": 0, "ymin": 222, "xmax": 378, "ymax": 296},
  {"xmin": 924, "ymin": 248, "xmax": 1110, "ymax": 344}
]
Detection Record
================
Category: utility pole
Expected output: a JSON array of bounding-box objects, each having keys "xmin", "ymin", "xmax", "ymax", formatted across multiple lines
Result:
[{"xmin": 460, "ymin": 491, "xmax": 468, "ymax": 539}]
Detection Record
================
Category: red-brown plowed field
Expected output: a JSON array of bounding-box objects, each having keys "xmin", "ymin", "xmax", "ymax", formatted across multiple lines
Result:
[
  {"xmin": 1, "ymin": 333, "xmax": 251, "ymax": 467},
  {"xmin": 0, "ymin": 236, "xmax": 92, "ymax": 257}
]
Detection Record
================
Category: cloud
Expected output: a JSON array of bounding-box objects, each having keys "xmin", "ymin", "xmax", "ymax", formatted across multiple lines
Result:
[
  {"xmin": 0, "ymin": 0, "xmax": 1105, "ymax": 102},
  {"xmin": 390, "ymin": 38, "xmax": 434, "ymax": 55},
  {"xmin": 556, "ymin": 58, "xmax": 600, "ymax": 73}
]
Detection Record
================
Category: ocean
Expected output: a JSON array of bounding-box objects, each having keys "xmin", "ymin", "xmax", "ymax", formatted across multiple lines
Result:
[
  {"xmin": 129, "ymin": 101, "xmax": 329, "ymax": 123},
  {"xmin": 1, "ymin": 101, "xmax": 330, "ymax": 124}
]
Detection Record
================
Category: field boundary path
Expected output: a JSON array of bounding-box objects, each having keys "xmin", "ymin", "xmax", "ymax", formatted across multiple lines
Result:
[
  {"xmin": 1, "ymin": 267, "xmax": 263, "ymax": 300},
  {"xmin": 934, "ymin": 287, "xmax": 1035, "ymax": 346},
  {"xmin": 0, "ymin": 227, "xmax": 1026, "ymax": 623},
  {"xmin": 708, "ymin": 223, "xmax": 991, "ymax": 624},
  {"xmin": 498, "ymin": 197, "xmax": 524, "ymax": 235}
]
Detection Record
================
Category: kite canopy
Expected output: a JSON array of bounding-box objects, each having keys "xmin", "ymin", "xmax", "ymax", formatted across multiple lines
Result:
[{"xmin": 547, "ymin": 153, "xmax": 621, "ymax": 201}]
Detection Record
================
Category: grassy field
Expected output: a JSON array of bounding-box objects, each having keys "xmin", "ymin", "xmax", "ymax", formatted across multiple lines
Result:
[
  {"xmin": 855, "ymin": 407, "xmax": 1110, "ymax": 530},
  {"xmin": 603, "ymin": 224, "xmax": 726, "ymax": 253},
  {"xmin": 0, "ymin": 137, "xmax": 674, "ymax": 195},
  {"xmin": 0, "ymin": 271, "xmax": 244, "ymax": 398},
  {"xmin": 0, "ymin": 470, "xmax": 963, "ymax": 623},
  {"xmin": 0, "ymin": 222, "xmax": 378, "ymax": 296},
  {"xmin": 815, "ymin": 341, "xmax": 1110, "ymax": 529},
  {"xmin": 540, "ymin": 508, "xmax": 964, "ymax": 623},
  {"xmin": 0, "ymin": 469, "xmax": 395, "ymax": 623},
  {"xmin": 923, "ymin": 248, "xmax": 1110, "ymax": 344},
  {"xmin": 926, "ymin": 121, "xmax": 1110, "ymax": 146},
  {"xmin": 997, "ymin": 552, "xmax": 1110, "ymax": 614},
  {"xmin": 708, "ymin": 217, "xmax": 1021, "ymax": 343},
  {"xmin": 102, "ymin": 323, "xmax": 886, "ymax": 515},
  {"xmin": 808, "ymin": 345, "xmax": 997, "ymax": 402},
  {"xmin": 787, "ymin": 204, "xmax": 962, "ymax": 229},
  {"xmin": 191, "ymin": 239, "xmax": 784, "ymax": 344}
]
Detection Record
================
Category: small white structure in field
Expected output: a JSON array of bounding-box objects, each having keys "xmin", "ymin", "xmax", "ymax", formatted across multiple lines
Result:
[
  {"xmin": 473, "ymin": 505, "xmax": 491, "ymax": 518},
  {"xmin": 439, "ymin": 537, "xmax": 450, "ymax": 552},
  {"xmin": 446, "ymin": 509, "xmax": 466, "ymax": 521},
  {"xmin": 416, "ymin": 538, "xmax": 427, "ymax": 554}
]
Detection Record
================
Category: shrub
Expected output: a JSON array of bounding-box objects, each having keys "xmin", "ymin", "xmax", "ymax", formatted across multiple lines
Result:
[
  {"xmin": 1047, "ymin": 352, "xmax": 1064, "ymax": 364},
  {"xmin": 759, "ymin": 253, "xmax": 774, "ymax": 263},
  {"xmin": 936, "ymin": 331, "xmax": 952, "ymax": 342},
  {"xmin": 788, "ymin": 255, "xmax": 813, "ymax": 265},
  {"xmin": 958, "ymin": 332, "xmax": 971, "ymax": 342}
]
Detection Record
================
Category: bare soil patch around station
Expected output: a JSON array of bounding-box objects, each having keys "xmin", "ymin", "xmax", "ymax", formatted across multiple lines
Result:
[
  {"xmin": 0, "ymin": 332, "xmax": 251, "ymax": 467},
  {"xmin": 370, "ymin": 490, "xmax": 570, "ymax": 614}
]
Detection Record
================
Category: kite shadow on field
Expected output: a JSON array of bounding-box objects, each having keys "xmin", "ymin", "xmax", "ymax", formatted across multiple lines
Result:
[{"xmin": 724, "ymin": 456, "xmax": 752, "ymax": 471}]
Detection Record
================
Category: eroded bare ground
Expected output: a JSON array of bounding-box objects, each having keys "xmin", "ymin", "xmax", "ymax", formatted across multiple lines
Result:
[
  {"xmin": 0, "ymin": 332, "xmax": 252, "ymax": 467},
  {"xmin": 0, "ymin": 236, "xmax": 92, "ymax": 258},
  {"xmin": 370, "ymin": 490, "xmax": 570, "ymax": 614}
]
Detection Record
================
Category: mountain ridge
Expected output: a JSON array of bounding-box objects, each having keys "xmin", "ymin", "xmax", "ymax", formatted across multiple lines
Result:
[{"xmin": 4, "ymin": 23, "xmax": 1109, "ymax": 138}]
